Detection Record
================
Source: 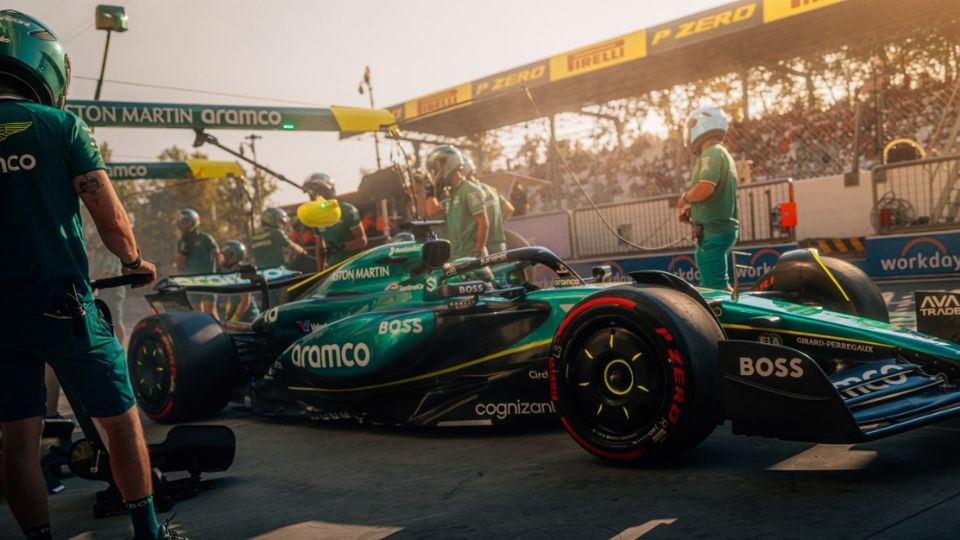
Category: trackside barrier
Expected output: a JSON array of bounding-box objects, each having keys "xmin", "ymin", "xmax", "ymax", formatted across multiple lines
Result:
[
  {"xmin": 872, "ymin": 156, "xmax": 960, "ymax": 234},
  {"xmin": 570, "ymin": 178, "xmax": 796, "ymax": 260}
]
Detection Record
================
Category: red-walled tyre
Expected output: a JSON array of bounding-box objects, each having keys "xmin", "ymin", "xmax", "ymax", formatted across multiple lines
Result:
[
  {"xmin": 127, "ymin": 312, "xmax": 237, "ymax": 423},
  {"xmin": 550, "ymin": 286, "xmax": 723, "ymax": 464}
]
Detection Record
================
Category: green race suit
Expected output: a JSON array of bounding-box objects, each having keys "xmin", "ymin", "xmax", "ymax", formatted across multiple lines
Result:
[
  {"xmin": 479, "ymin": 182, "xmax": 507, "ymax": 254},
  {"xmin": 441, "ymin": 180, "xmax": 487, "ymax": 260},
  {"xmin": 176, "ymin": 230, "xmax": 218, "ymax": 274},
  {"xmin": 0, "ymin": 99, "xmax": 135, "ymax": 422},
  {"xmin": 0, "ymin": 100, "xmax": 104, "ymax": 313},
  {"xmin": 316, "ymin": 200, "xmax": 362, "ymax": 266},
  {"xmin": 688, "ymin": 142, "xmax": 739, "ymax": 289},
  {"xmin": 250, "ymin": 226, "xmax": 290, "ymax": 269}
]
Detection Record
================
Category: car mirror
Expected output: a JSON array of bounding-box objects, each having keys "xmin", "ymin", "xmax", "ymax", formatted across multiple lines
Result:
[{"xmin": 422, "ymin": 240, "xmax": 451, "ymax": 269}]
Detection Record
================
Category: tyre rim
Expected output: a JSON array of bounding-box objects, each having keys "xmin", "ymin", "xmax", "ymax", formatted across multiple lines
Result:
[
  {"xmin": 130, "ymin": 337, "xmax": 172, "ymax": 410},
  {"xmin": 568, "ymin": 325, "xmax": 665, "ymax": 434}
]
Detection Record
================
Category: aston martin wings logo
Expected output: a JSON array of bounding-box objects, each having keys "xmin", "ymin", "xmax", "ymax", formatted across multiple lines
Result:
[{"xmin": 0, "ymin": 121, "xmax": 32, "ymax": 142}]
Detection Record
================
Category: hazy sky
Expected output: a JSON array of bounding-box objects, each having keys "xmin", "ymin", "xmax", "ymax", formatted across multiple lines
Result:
[{"xmin": 10, "ymin": 0, "xmax": 727, "ymax": 205}]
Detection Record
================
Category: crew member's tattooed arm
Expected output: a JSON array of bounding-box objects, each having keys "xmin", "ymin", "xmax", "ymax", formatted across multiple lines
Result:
[{"xmin": 74, "ymin": 169, "xmax": 138, "ymax": 265}]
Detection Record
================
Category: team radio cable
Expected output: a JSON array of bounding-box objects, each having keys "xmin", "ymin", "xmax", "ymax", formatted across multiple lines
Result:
[{"xmin": 521, "ymin": 87, "xmax": 690, "ymax": 251}]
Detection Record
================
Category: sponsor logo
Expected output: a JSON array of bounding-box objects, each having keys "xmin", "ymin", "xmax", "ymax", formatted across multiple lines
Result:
[
  {"xmin": 667, "ymin": 255, "xmax": 699, "ymax": 282},
  {"xmin": 385, "ymin": 282, "xmax": 424, "ymax": 292},
  {"xmin": 263, "ymin": 307, "xmax": 279, "ymax": 324},
  {"xmin": 763, "ymin": 0, "xmax": 844, "ymax": 24},
  {"xmin": 291, "ymin": 342, "xmax": 371, "ymax": 369},
  {"xmin": 0, "ymin": 121, "xmax": 32, "ymax": 142},
  {"xmin": 448, "ymin": 296, "xmax": 478, "ymax": 310},
  {"xmin": 795, "ymin": 335, "xmax": 875, "ymax": 354},
  {"xmin": 474, "ymin": 64, "xmax": 547, "ymax": 97},
  {"xmin": 0, "ymin": 14, "xmax": 32, "ymax": 28},
  {"xmin": 474, "ymin": 400, "xmax": 556, "ymax": 420},
  {"xmin": 656, "ymin": 327, "xmax": 686, "ymax": 424},
  {"xmin": 757, "ymin": 333, "xmax": 783, "ymax": 346},
  {"xmin": 553, "ymin": 277, "xmax": 581, "ymax": 288},
  {"xmin": 739, "ymin": 356, "xmax": 805, "ymax": 378},
  {"xmin": 453, "ymin": 282, "xmax": 486, "ymax": 295},
  {"xmin": 919, "ymin": 293, "xmax": 960, "ymax": 317},
  {"xmin": 0, "ymin": 153, "xmax": 36, "ymax": 173},
  {"xmin": 296, "ymin": 320, "xmax": 323, "ymax": 333},
  {"xmin": 879, "ymin": 237, "xmax": 960, "ymax": 274},
  {"xmin": 65, "ymin": 104, "xmax": 282, "ymax": 128},
  {"xmin": 833, "ymin": 364, "xmax": 909, "ymax": 398},
  {"xmin": 650, "ymin": 3, "xmax": 757, "ymax": 47},
  {"xmin": 107, "ymin": 164, "xmax": 149, "ymax": 178},
  {"xmin": 479, "ymin": 252, "xmax": 508, "ymax": 266},
  {"xmin": 528, "ymin": 369, "xmax": 549, "ymax": 380},
  {"xmin": 417, "ymin": 88, "xmax": 460, "ymax": 116},
  {"xmin": 378, "ymin": 318, "xmax": 424, "ymax": 335},
  {"xmin": 426, "ymin": 276, "xmax": 439, "ymax": 292},
  {"xmin": 331, "ymin": 265, "xmax": 390, "ymax": 282},
  {"xmin": 388, "ymin": 244, "xmax": 421, "ymax": 256},
  {"xmin": 568, "ymin": 39, "xmax": 625, "ymax": 73}
]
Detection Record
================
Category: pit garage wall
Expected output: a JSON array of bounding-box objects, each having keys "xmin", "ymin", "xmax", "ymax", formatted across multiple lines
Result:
[{"xmin": 515, "ymin": 170, "xmax": 960, "ymax": 282}]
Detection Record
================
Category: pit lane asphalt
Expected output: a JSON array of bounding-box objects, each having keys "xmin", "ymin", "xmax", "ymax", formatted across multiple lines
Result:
[{"xmin": 3, "ymin": 278, "xmax": 960, "ymax": 540}]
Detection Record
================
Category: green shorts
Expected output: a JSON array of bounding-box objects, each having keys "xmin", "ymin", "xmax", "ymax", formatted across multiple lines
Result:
[{"xmin": 0, "ymin": 301, "xmax": 136, "ymax": 422}]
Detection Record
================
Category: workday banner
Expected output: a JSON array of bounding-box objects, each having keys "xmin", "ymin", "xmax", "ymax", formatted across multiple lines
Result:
[
  {"xmin": 866, "ymin": 231, "xmax": 960, "ymax": 278},
  {"xmin": 571, "ymin": 243, "xmax": 798, "ymax": 286}
]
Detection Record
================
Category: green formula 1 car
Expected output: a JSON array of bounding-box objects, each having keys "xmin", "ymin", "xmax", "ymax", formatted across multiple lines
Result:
[{"xmin": 129, "ymin": 232, "xmax": 960, "ymax": 464}]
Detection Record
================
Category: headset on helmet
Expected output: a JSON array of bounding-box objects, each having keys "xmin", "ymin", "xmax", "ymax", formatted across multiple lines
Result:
[
  {"xmin": 262, "ymin": 207, "xmax": 289, "ymax": 228},
  {"xmin": 177, "ymin": 208, "xmax": 200, "ymax": 232},
  {"xmin": 303, "ymin": 173, "xmax": 335, "ymax": 199},
  {"xmin": 686, "ymin": 105, "xmax": 729, "ymax": 156},
  {"xmin": 0, "ymin": 10, "xmax": 71, "ymax": 108},
  {"xmin": 221, "ymin": 240, "xmax": 247, "ymax": 267},
  {"xmin": 462, "ymin": 153, "xmax": 477, "ymax": 180},
  {"xmin": 426, "ymin": 145, "xmax": 465, "ymax": 194}
]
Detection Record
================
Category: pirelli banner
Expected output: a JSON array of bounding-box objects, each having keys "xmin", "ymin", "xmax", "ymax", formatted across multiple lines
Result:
[{"xmin": 388, "ymin": 0, "xmax": 846, "ymax": 122}]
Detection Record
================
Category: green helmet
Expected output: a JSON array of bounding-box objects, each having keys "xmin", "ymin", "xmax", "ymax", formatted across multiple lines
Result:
[
  {"xmin": 262, "ymin": 207, "xmax": 289, "ymax": 228},
  {"xmin": 221, "ymin": 240, "xmax": 247, "ymax": 267},
  {"xmin": 177, "ymin": 208, "xmax": 200, "ymax": 232},
  {"xmin": 0, "ymin": 11, "xmax": 70, "ymax": 108},
  {"xmin": 303, "ymin": 173, "xmax": 335, "ymax": 199},
  {"xmin": 426, "ymin": 145, "xmax": 464, "ymax": 193}
]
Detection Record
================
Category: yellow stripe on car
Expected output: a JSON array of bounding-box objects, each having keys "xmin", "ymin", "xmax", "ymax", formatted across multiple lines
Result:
[
  {"xmin": 810, "ymin": 248, "xmax": 851, "ymax": 304},
  {"xmin": 288, "ymin": 339, "xmax": 552, "ymax": 394}
]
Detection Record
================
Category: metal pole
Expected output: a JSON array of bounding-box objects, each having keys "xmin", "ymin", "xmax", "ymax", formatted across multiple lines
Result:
[
  {"xmin": 360, "ymin": 67, "xmax": 382, "ymax": 169},
  {"xmin": 94, "ymin": 30, "xmax": 112, "ymax": 101}
]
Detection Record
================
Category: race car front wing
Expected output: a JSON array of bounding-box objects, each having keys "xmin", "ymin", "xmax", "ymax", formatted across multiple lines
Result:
[{"xmin": 720, "ymin": 340, "xmax": 960, "ymax": 443}]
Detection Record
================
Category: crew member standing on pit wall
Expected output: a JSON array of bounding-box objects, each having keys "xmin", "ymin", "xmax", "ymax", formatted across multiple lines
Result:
[
  {"xmin": 676, "ymin": 105, "xmax": 740, "ymax": 290},
  {"xmin": 173, "ymin": 208, "xmax": 221, "ymax": 320},
  {"xmin": 421, "ymin": 146, "xmax": 489, "ymax": 260},
  {"xmin": 302, "ymin": 173, "xmax": 367, "ymax": 270},
  {"xmin": 462, "ymin": 152, "xmax": 514, "ymax": 254},
  {"xmin": 0, "ymin": 10, "xmax": 185, "ymax": 540},
  {"xmin": 250, "ymin": 207, "xmax": 306, "ymax": 307}
]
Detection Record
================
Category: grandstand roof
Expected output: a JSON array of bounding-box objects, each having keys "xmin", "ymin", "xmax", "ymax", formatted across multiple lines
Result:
[{"xmin": 387, "ymin": 0, "xmax": 960, "ymax": 138}]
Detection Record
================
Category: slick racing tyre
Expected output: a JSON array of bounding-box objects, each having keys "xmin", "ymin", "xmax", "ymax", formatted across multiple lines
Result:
[
  {"xmin": 754, "ymin": 250, "xmax": 889, "ymax": 322},
  {"xmin": 550, "ymin": 286, "xmax": 723, "ymax": 464},
  {"xmin": 128, "ymin": 312, "xmax": 237, "ymax": 423}
]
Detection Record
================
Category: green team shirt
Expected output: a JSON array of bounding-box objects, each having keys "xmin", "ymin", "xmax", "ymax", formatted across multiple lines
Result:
[
  {"xmin": 688, "ymin": 142, "xmax": 739, "ymax": 235},
  {"xmin": 441, "ymin": 180, "xmax": 487, "ymax": 260},
  {"xmin": 250, "ymin": 226, "xmax": 290, "ymax": 268},
  {"xmin": 176, "ymin": 230, "xmax": 218, "ymax": 274},
  {"xmin": 316, "ymin": 201, "xmax": 361, "ymax": 266},
  {"xmin": 0, "ymin": 100, "xmax": 105, "ymax": 315},
  {"xmin": 478, "ymin": 182, "xmax": 507, "ymax": 253}
]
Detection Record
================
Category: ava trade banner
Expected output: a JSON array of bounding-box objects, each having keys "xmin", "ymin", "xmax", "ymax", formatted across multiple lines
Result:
[
  {"xmin": 105, "ymin": 160, "xmax": 244, "ymax": 181},
  {"xmin": 570, "ymin": 243, "xmax": 798, "ymax": 285},
  {"xmin": 648, "ymin": 0, "xmax": 761, "ymax": 53},
  {"xmin": 866, "ymin": 231, "xmax": 960, "ymax": 278},
  {"xmin": 65, "ymin": 101, "xmax": 395, "ymax": 132}
]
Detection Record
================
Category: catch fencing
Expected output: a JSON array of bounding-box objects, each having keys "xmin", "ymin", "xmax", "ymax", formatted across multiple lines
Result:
[{"xmin": 871, "ymin": 155, "xmax": 960, "ymax": 234}]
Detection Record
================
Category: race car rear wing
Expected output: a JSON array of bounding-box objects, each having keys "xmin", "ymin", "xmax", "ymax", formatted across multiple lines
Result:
[
  {"xmin": 720, "ymin": 340, "xmax": 960, "ymax": 444},
  {"xmin": 147, "ymin": 266, "xmax": 305, "ymax": 312}
]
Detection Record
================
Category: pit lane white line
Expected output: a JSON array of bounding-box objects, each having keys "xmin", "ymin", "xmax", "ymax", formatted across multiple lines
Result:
[{"xmin": 610, "ymin": 519, "xmax": 677, "ymax": 539}]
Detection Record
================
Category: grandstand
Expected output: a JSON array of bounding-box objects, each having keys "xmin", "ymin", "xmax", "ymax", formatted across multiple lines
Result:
[{"xmin": 386, "ymin": 0, "xmax": 960, "ymax": 215}]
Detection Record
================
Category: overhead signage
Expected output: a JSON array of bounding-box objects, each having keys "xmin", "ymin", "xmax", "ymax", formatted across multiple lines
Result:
[
  {"xmin": 473, "ymin": 61, "xmax": 549, "ymax": 98},
  {"xmin": 105, "ymin": 160, "xmax": 244, "ymax": 181},
  {"xmin": 648, "ymin": 1, "xmax": 761, "ymax": 53},
  {"xmin": 763, "ymin": 0, "xmax": 845, "ymax": 23},
  {"xmin": 549, "ymin": 30, "xmax": 647, "ymax": 82},
  {"xmin": 402, "ymin": 83, "xmax": 473, "ymax": 121},
  {"xmin": 64, "ymin": 101, "xmax": 390, "ymax": 132}
]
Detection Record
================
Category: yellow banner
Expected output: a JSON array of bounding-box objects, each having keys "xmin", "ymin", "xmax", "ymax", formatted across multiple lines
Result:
[
  {"xmin": 185, "ymin": 159, "xmax": 244, "ymax": 179},
  {"xmin": 474, "ymin": 62, "xmax": 549, "ymax": 98},
  {"xmin": 404, "ymin": 83, "xmax": 473, "ymax": 121},
  {"xmin": 329, "ymin": 105, "xmax": 397, "ymax": 134},
  {"xmin": 649, "ymin": 1, "xmax": 759, "ymax": 52},
  {"xmin": 549, "ymin": 30, "xmax": 647, "ymax": 82},
  {"xmin": 763, "ymin": 0, "xmax": 844, "ymax": 23}
]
